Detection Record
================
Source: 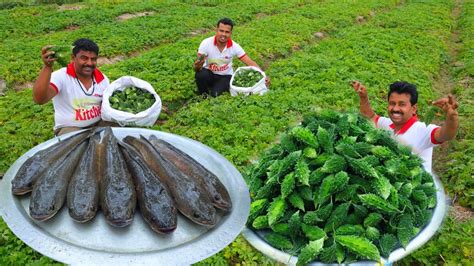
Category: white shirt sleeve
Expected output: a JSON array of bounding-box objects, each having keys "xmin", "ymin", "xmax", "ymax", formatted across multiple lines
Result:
[
  {"xmin": 232, "ymin": 42, "xmax": 246, "ymax": 59},
  {"xmin": 375, "ymin": 116, "xmax": 392, "ymax": 130},
  {"xmin": 198, "ymin": 39, "xmax": 208, "ymax": 56},
  {"xmin": 50, "ymin": 69, "xmax": 65, "ymax": 93},
  {"xmin": 417, "ymin": 123, "xmax": 442, "ymax": 150}
]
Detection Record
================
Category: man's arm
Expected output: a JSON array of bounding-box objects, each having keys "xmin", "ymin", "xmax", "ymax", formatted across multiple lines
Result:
[
  {"xmin": 33, "ymin": 45, "xmax": 57, "ymax": 104},
  {"xmin": 351, "ymin": 81, "xmax": 376, "ymax": 120},
  {"xmin": 239, "ymin": 55, "xmax": 259, "ymax": 68},
  {"xmin": 432, "ymin": 94, "xmax": 459, "ymax": 142}
]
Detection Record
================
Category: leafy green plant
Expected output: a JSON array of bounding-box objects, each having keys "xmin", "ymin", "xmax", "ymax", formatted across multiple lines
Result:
[
  {"xmin": 0, "ymin": 1, "xmax": 304, "ymax": 87},
  {"xmin": 195, "ymin": 235, "xmax": 278, "ymax": 266},
  {"xmin": 400, "ymin": 214, "xmax": 474, "ymax": 265},
  {"xmin": 0, "ymin": 218, "xmax": 60, "ymax": 265}
]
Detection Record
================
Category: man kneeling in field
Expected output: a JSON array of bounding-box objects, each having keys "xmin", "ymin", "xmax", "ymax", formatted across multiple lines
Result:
[
  {"xmin": 351, "ymin": 81, "xmax": 459, "ymax": 173},
  {"xmin": 193, "ymin": 17, "xmax": 269, "ymax": 97}
]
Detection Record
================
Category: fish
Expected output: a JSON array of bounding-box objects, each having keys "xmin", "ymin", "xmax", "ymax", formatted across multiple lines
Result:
[
  {"xmin": 100, "ymin": 127, "xmax": 136, "ymax": 227},
  {"xmin": 93, "ymin": 128, "xmax": 106, "ymax": 209},
  {"xmin": 66, "ymin": 133, "xmax": 101, "ymax": 223},
  {"xmin": 29, "ymin": 141, "xmax": 89, "ymax": 221},
  {"xmin": 119, "ymin": 141, "xmax": 177, "ymax": 233},
  {"xmin": 11, "ymin": 129, "xmax": 93, "ymax": 195},
  {"xmin": 148, "ymin": 135, "xmax": 232, "ymax": 212},
  {"xmin": 123, "ymin": 135, "xmax": 217, "ymax": 227}
]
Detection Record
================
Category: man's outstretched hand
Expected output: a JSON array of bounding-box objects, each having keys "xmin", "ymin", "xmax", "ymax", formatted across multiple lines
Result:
[
  {"xmin": 41, "ymin": 45, "xmax": 56, "ymax": 67},
  {"xmin": 351, "ymin": 80, "xmax": 368, "ymax": 99},
  {"xmin": 432, "ymin": 94, "xmax": 459, "ymax": 116}
]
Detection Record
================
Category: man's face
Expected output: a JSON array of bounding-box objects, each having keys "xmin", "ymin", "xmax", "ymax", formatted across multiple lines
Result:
[
  {"xmin": 388, "ymin": 92, "xmax": 417, "ymax": 127},
  {"xmin": 72, "ymin": 50, "xmax": 97, "ymax": 78},
  {"xmin": 216, "ymin": 23, "xmax": 232, "ymax": 45}
]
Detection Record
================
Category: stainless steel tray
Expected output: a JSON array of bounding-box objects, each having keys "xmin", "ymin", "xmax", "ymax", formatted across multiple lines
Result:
[
  {"xmin": 0, "ymin": 128, "xmax": 250, "ymax": 265},
  {"xmin": 242, "ymin": 174, "xmax": 448, "ymax": 265}
]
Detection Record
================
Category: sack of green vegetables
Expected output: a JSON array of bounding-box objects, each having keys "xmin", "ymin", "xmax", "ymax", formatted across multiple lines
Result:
[
  {"xmin": 101, "ymin": 76, "xmax": 161, "ymax": 126},
  {"xmin": 230, "ymin": 66, "xmax": 268, "ymax": 96}
]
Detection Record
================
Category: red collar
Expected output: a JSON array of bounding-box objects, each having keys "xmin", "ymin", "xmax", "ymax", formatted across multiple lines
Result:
[
  {"xmin": 213, "ymin": 36, "xmax": 233, "ymax": 48},
  {"xmin": 389, "ymin": 115, "xmax": 418, "ymax": 134},
  {"xmin": 66, "ymin": 63, "xmax": 105, "ymax": 84}
]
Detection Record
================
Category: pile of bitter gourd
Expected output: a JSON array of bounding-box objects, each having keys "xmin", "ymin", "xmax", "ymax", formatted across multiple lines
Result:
[{"xmin": 245, "ymin": 109, "xmax": 437, "ymax": 265}]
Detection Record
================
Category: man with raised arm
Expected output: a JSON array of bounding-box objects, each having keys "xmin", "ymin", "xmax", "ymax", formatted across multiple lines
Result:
[
  {"xmin": 193, "ymin": 17, "xmax": 269, "ymax": 97},
  {"xmin": 351, "ymin": 81, "xmax": 459, "ymax": 173},
  {"xmin": 33, "ymin": 38, "xmax": 110, "ymax": 136}
]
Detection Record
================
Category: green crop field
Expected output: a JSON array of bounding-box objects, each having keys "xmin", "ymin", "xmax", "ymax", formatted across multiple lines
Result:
[{"xmin": 0, "ymin": 0, "xmax": 472, "ymax": 265}]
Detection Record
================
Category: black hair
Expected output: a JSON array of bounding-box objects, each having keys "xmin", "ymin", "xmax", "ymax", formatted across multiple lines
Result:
[
  {"xmin": 217, "ymin": 18, "xmax": 234, "ymax": 30},
  {"xmin": 388, "ymin": 81, "xmax": 418, "ymax": 105},
  {"xmin": 72, "ymin": 38, "xmax": 99, "ymax": 56}
]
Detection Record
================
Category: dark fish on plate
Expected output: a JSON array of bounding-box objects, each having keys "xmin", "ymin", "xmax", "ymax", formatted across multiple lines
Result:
[
  {"xmin": 123, "ymin": 135, "xmax": 217, "ymax": 227},
  {"xmin": 100, "ymin": 127, "xmax": 136, "ymax": 227},
  {"xmin": 148, "ymin": 135, "xmax": 232, "ymax": 212},
  {"xmin": 94, "ymin": 128, "xmax": 107, "ymax": 176},
  {"xmin": 11, "ymin": 129, "xmax": 93, "ymax": 195},
  {"xmin": 119, "ymin": 141, "xmax": 177, "ymax": 233},
  {"xmin": 67, "ymin": 133, "xmax": 101, "ymax": 223},
  {"xmin": 29, "ymin": 141, "xmax": 89, "ymax": 221},
  {"xmin": 93, "ymin": 129, "xmax": 106, "ymax": 210}
]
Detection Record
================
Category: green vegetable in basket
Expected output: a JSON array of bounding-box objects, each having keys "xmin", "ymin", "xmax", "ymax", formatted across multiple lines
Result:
[
  {"xmin": 109, "ymin": 87, "xmax": 156, "ymax": 114},
  {"xmin": 232, "ymin": 68, "xmax": 264, "ymax": 87}
]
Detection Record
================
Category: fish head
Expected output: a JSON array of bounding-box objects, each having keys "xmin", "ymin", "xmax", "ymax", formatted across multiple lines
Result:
[
  {"xmin": 148, "ymin": 213, "xmax": 177, "ymax": 234},
  {"xmin": 148, "ymin": 135, "xmax": 159, "ymax": 142},
  {"xmin": 211, "ymin": 193, "xmax": 232, "ymax": 212},
  {"xmin": 11, "ymin": 180, "xmax": 33, "ymax": 195},
  {"xmin": 107, "ymin": 218, "xmax": 133, "ymax": 228},
  {"xmin": 29, "ymin": 199, "xmax": 58, "ymax": 221},
  {"xmin": 123, "ymin": 135, "xmax": 141, "ymax": 146},
  {"xmin": 187, "ymin": 201, "xmax": 217, "ymax": 227}
]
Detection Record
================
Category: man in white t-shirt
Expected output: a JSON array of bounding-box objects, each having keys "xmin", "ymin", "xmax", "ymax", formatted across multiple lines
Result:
[
  {"xmin": 193, "ymin": 18, "xmax": 270, "ymax": 97},
  {"xmin": 351, "ymin": 81, "xmax": 459, "ymax": 173},
  {"xmin": 33, "ymin": 38, "xmax": 111, "ymax": 136}
]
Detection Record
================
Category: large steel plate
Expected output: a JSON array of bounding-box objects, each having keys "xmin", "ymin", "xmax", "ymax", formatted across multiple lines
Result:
[
  {"xmin": 0, "ymin": 128, "xmax": 250, "ymax": 265},
  {"xmin": 242, "ymin": 174, "xmax": 448, "ymax": 265}
]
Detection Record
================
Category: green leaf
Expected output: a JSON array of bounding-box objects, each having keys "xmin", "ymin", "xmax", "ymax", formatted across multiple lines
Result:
[
  {"xmin": 301, "ymin": 224, "xmax": 326, "ymax": 240},
  {"xmin": 296, "ymin": 238, "xmax": 325, "ymax": 266},
  {"xmin": 288, "ymin": 192, "xmax": 305, "ymax": 211},
  {"xmin": 267, "ymin": 196, "xmax": 286, "ymax": 226},
  {"xmin": 264, "ymin": 232, "xmax": 293, "ymax": 250},
  {"xmin": 335, "ymin": 235, "xmax": 380, "ymax": 261},
  {"xmin": 295, "ymin": 159, "xmax": 310, "ymax": 186},
  {"xmin": 281, "ymin": 172, "xmax": 296, "ymax": 199}
]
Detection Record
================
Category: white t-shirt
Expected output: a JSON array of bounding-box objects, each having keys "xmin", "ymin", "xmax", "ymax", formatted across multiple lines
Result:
[
  {"xmin": 374, "ymin": 115, "xmax": 442, "ymax": 173},
  {"xmin": 50, "ymin": 63, "xmax": 109, "ymax": 130},
  {"xmin": 198, "ymin": 36, "xmax": 246, "ymax": 76}
]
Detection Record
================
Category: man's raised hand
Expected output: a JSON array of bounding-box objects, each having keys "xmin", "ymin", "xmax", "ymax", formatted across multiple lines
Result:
[
  {"xmin": 41, "ymin": 45, "xmax": 56, "ymax": 67},
  {"xmin": 432, "ymin": 94, "xmax": 459, "ymax": 116},
  {"xmin": 351, "ymin": 80, "xmax": 368, "ymax": 98}
]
